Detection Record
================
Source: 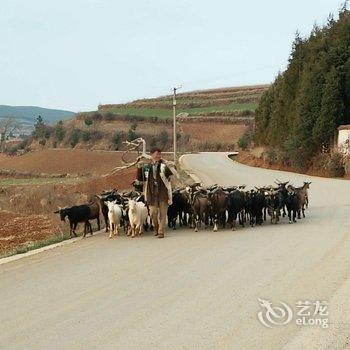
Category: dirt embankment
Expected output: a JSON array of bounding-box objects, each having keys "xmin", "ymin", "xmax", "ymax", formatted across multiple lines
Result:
[
  {"xmin": 0, "ymin": 211, "xmax": 55, "ymax": 254},
  {"xmin": 236, "ymin": 149, "xmax": 333, "ymax": 178},
  {"xmin": 0, "ymin": 150, "xmax": 138, "ymax": 257}
]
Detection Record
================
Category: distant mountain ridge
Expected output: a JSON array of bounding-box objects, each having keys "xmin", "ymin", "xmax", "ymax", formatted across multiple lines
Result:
[{"xmin": 0, "ymin": 105, "xmax": 75, "ymax": 126}]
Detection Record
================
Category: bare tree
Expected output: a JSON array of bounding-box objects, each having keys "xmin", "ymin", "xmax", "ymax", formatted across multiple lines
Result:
[{"xmin": 0, "ymin": 117, "xmax": 20, "ymax": 151}]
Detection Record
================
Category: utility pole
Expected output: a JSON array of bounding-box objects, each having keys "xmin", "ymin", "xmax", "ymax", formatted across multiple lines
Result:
[{"xmin": 173, "ymin": 86, "xmax": 181, "ymax": 165}]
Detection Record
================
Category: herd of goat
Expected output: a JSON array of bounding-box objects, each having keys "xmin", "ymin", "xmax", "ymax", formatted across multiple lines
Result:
[{"xmin": 54, "ymin": 179, "xmax": 311, "ymax": 238}]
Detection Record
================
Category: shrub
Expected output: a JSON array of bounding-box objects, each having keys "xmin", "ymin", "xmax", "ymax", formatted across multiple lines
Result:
[
  {"xmin": 238, "ymin": 130, "xmax": 253, "ymax": 150},
  {"xmin": 82, "ymin": 130, "xmax": 91, "ymax": 142},
  {"xmin": 84, "ymin": 117, "xmax": 93, "ymax": 126},
  {"xmin": 328, "ymin": 152, "xmax": 345, "ymax": 177},
  {"xmin": 149, "ymin": 117, "xmax": 159, "ymax": 123},
  {"xmin": 265, "ymin": 148, "xmax": 277, "ymax": 165},
  {"xmin": 5, "ymin": 146, "xmax": 19, "ymax": 156},
  {"xmin": 238, "ymin": 136, "xmax": 248, "ymax": 150},
  {"xmin": 127, "ymin": 129, "xmax": 138, "ymax": 141},
  {"xmin": 18, "ymin": 138, "xmax": 30, "ymax": 150},
  {"xmin": 69, "ymin": 129, "xmax": 80, "ymax": 147},
  {"xmin": 283, "ymin": 138, "xmax": 312, "ymax": 171},
  {"xmin": 112, "ymin": 131, "xmax": 122, "ymax": 145}
]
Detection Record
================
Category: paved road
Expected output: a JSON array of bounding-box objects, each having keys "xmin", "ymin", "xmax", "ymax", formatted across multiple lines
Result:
[{"xmin": 1, "ymin": 152, "xmax": 350, "ymax": 349}]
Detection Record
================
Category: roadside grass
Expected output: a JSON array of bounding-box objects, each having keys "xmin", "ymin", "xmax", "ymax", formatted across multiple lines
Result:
[
  {"xmin": 102, "ymin": 102, "xmax": 257, "ymax": 119},
  {"xmin": 0, "ymin": 177, "xmax": 83, "ymax": 186},
  {"xmin": 0, "ymin": 232, "xmax": 72, "ymax": 259}
]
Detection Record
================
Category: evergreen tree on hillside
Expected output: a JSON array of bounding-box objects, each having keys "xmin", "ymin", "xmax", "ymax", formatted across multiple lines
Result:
[
  {"xmin": 313, "ymin": 68, "xmax": 344, "ymax": 148},
  {"xmin": 54, "ymin": 120, "xmax": 65, "ymax": 142},
  {"xmin": 342, "ymin": 57, "xmax": 350, "ymax": 122},
  {"xmin": 32, "ymin": 115, "xmax": 47, "ymax": 140},
  {"xmin": 255, "ymin": 4, "xmax": 350, "ymax": 168}
]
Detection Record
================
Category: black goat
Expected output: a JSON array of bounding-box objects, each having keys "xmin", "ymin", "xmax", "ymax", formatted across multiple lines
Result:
[
  {"xmin": 228, "ymin": 189, "xmax": 246, "ymax": 230},
  {"xmin": 55, "ymin": 201, "xmax": 100, "ymax": 238},
  {"xmin": 285, "ymin": 190, "xmax": 299, "ymax": 223},
  {"xmin": 167, "ymin": 191, "xmax": 187, "ymax": 230},
  {"xmin": 245, "ymin": 191, "xmax": 266, "ymax": 226}
]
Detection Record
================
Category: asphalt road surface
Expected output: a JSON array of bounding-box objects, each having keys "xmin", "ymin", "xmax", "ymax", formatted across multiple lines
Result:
[{"xmin": 1, "ymin": 152, "xmax": 350, "ymax": 349}]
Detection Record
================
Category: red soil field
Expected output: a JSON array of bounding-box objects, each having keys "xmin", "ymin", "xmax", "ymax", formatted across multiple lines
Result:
[
  {"xmin": 182, "ymin": 122, "xmax": 247, "ymax": 144},
  {"xmin": 0, "ymin": 211, "xmax": 55, "ymax": 256},
  {"xmin": 0, "ymin": 149, "xmax": 135, "ymax": 175},
  {"xmin": 0, "ymin": 150, "xmax": 139, "ymax": 256}
]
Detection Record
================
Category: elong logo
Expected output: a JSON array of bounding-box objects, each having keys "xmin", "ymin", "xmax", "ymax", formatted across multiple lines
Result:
[{"xmin": 257, "ymin": 298, "xmax": 329, "ymax": 329}]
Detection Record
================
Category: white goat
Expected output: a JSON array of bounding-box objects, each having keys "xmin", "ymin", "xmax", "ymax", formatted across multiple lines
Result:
[
  {"xmin": 106, "ymin": 201, "xmax": 123, "ymax": 238},
  {"xmin": 128, "ymin": 199, "xmax": 148, "ymax": 237}
]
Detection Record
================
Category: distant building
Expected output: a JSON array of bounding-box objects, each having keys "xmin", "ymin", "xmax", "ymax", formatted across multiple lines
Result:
[{"xmin": 338, "ymin": 125, "xmax": 350, "ymax": 154}]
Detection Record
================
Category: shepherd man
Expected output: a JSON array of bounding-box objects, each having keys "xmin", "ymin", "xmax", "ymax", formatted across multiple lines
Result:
[{"xmin": 135, "ymin": 147, "xmax": 173, "ymax": 238}]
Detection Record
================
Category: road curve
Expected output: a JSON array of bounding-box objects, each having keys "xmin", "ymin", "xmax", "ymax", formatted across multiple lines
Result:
[{"xmin": 1, "ymin": 152, "xmax": 350, "ymax": 349}]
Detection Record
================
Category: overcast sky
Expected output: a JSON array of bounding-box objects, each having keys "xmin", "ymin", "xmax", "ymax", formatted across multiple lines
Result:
[{"xmin": 0, "ymin": 0, "xmax": 343, "ymax": 111}]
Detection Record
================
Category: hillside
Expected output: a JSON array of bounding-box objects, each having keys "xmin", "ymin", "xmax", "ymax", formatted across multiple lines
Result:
[
  {"xmin": 99, "ymin": 85, "xmax": 269, "ymax": 119},
  {"xmin": 255, "ymin": 7, "xmax": 350, "ymax": 171},
  {"xmin": 0, "ymin": 105, "xmax": 75, "ymax": 133},
  {"xmin": 18, "ymin": 84, "xmax": 268, "ymax": 155}
]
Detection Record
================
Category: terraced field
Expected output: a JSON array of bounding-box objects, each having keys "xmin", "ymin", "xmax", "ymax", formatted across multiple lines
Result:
[{"xmin": 99, "ymin": 85, "xmax": 268, "ymax": 118}]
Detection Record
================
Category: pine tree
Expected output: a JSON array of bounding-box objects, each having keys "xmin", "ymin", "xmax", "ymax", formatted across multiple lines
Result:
[
  {"xmin": 313, "ymin": 68, "xmax": 344, "ymax": 148},
  {"xmin": 32, "ymin": 115, "xmax": 47, "ymax": 140},
  {"xmin": 54, "ymin": 120, "xmax": 65, "ymax": 142}
]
